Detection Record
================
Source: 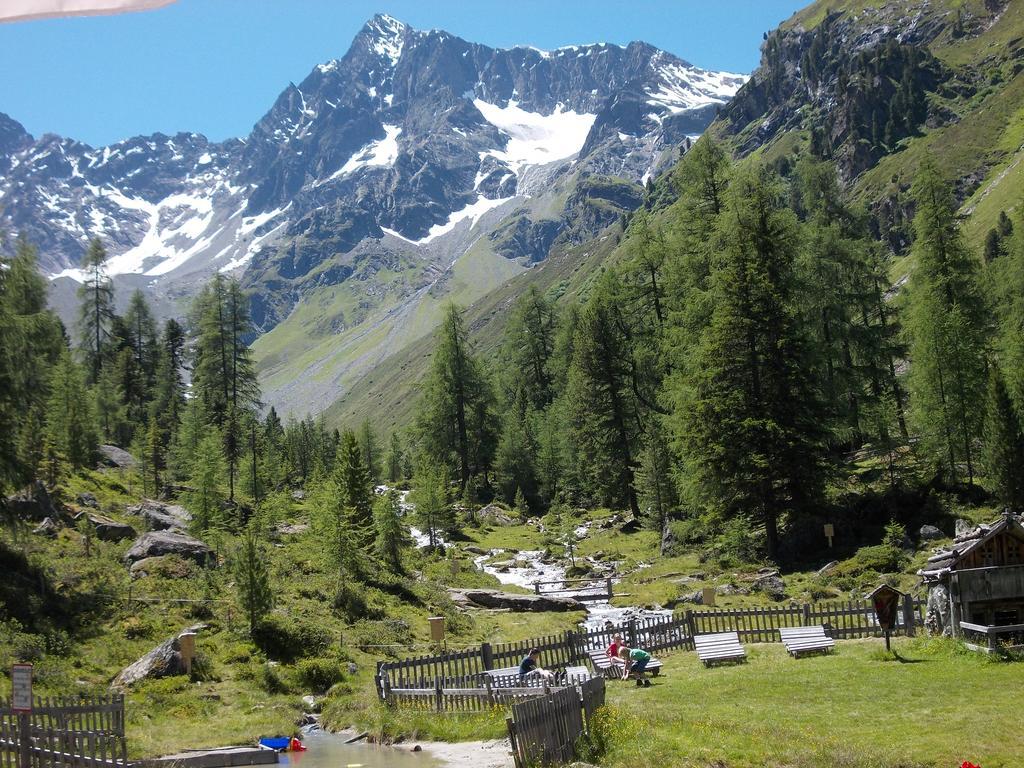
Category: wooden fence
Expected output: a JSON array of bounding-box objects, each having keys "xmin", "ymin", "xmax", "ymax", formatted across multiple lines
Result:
[
  {"xmin": 0, "ymin": 695, "xmax": 127, "ymax": 768},
  {"xmin": 377, "ymin": 596, "xmax": 924, "ymax": 707},
  {"xmin": 506, "ymin": 678, "xmax": 605, "ymax": 768}
]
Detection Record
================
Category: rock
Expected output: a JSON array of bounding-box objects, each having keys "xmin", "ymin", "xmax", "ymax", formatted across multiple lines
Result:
[
  {"xmin": 463, "ymin": 545, "xmax": 488, "ymax": 555},
  {"xmin": 816, "ymin": 560, "xmax": 839, "ymax": 577},
  {"xmin": 347, "ymin": 662, "xmax": 357, "ymax": 675},
  {"xmin": 274, "ymin": 522, "xmax": 309, "ymax": 535},
  {"xmin": 475, "ymin": 504, "xmax": 516, "ymax": 526},
  {"xmin": 32, "ymin": 517, "xmax": 60, "ymax": 537},
  {"xmin": 918, "ymin": 524, "xmax": 944, "ymax": 541},
  {"xmin": 297, "ymin": 713, "xmax": 319, "ymax": 727},
  {"xmin": 411, "ymin": 745, "xmax": 422, "ymax": 753},
  {"xmin": 126, "ymin": 500, "xmax": 191, "ymax": 531},
  {"xmin": 124, "ymin": 531, "xmax": 215, "ymax": 567},
  {"xmin": 619, "ymin": 517, "xmax": 642, "ymax": 534},
  {"xmin": 717, "ymin": 583, "xmax": 749, "ymax": 597},
  {"xmin": 291, "ymin": 490, "xmax": 305, "ymax": 501},
  {"xmin": 301, "ymin": 695, "xmax": 323, "ymax": 713},
  {"xmin": 77, "ymin": 512, "xmax": 136, "ymax": 542},
  {"xmin": 664, "ymin": 590, "xmax": 702, "ymax": 609},
  {"xmin": 447, "ymin": 588, "xmax": 585, "ymax": 612},
  {"xmin": 99, "ymin": 444, "xmax": 136, "ymax": 468},
  {"xmin": 955, "ymin": 518, "xmax": 974, "ymax": 537},
  {"xmin": 76, "ymin": 492, "xmax": 99, "ymax": 508},
  {"xmin": 6, "ymin": 481, "xmax": 62, "ymax": 522},
  {"xmin": 753, "ymin": 574, "xmax": 786, "ymax": 601},
  {"xmin": 110, "ymin": 625, "xmax": 206, "ymax": 689}
]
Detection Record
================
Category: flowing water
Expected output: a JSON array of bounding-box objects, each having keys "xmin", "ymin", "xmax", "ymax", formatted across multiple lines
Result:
[{"xmin": 282, "ymin": 732, "xmax": 439, "ymax": 768}]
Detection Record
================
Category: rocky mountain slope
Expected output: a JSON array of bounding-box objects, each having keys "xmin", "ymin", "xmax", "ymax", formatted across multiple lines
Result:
[
  {"xmin": 330, "ymin": 0, "xmax": 1024, "ymax": 434},
  {"xmin": 0, "ymin": 14, "xmax": 745, "ymax": 416},
  {"xmin": 710, "ymin": 0, "xmax": 1023, "ymax": 250}
]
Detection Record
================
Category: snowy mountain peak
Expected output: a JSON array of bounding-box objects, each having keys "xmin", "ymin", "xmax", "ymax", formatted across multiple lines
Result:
[{"xmin": 359, "ymin": 13, "xmax": 408, "ymax": 66}]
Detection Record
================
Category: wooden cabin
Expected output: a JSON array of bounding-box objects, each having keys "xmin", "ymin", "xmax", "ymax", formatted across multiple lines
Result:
[{"xmin": 919, "ymin": 511, "xmax": 1024, "ymax": 651}]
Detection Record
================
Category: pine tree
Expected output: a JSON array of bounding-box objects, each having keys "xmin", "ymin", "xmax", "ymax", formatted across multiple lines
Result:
[
  {"xmin": 373, "ymin": 489, "xmax": 409, "ymax": 572},
  {"xmin": 45, "ymin": 350, "xmax": 98, "ymax": 469},
  {"xmin": 310, "ymin": 474, "xmax": 361, "ymax": 580},
  {"xmin": 336, "ymin": 430, "xmax": 374, "ymax": 537},
  {"xmin": 903, "ymin": 161, "xmax": 989, "ymax": 484},
  {"xmin": 635, "ymin": 420, "xmax": 679, "ymax": 553},
  {"xmin": 416, "ymin": 303, "xmax": 497, "ymax": 493},
  {"xmin": 234, "ymin": 524, "xmax": 274, "ymax": 637},
  {"xmin": 493, "ymin": 399, "xmax": 540, "ymax": 510},
  {"xmin": 387, "ymin": 432, "xmax": 404, "ymax": 484},
  {"xmin": 563, "ymin": 272, "xmax": 641, "ymax": 515},
  {"xmin": 77, "ymin": 238, "xmax": 115, "ymax": 384},
  {"xmin": 675, "ymin": 169, "xmax": 825, "ymax": 560},
  {"xmin": 358, "ymin": 420, "xmax": 382, "ymax": 483},
  {"xmin": 499, "ymin": 287, "xmax": 557, "ymax": 409},
  {"xmin": 410, "ymin": 461, "xmax": 454, "ymax": 549},
  {"xmin": 982, "ymin": 366, "xmax": 1024, "ymax": 511},
  {"xmin": 123, "ymin": 289, "xmax": 158, "ymax": 389},
  {"xmin": 186, "ymin": 432, "xmax": 226, "ymax": 532}
]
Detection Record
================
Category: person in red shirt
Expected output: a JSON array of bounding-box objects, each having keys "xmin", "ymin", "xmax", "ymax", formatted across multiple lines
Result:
[{"xmin": 606, "ymin": 634, "xmax": 624, "ymax": 669}]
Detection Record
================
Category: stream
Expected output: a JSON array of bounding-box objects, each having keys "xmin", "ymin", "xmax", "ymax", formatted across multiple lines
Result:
[
  {"xmin": 375, "ymin": 485, "xmax": 670, "ymax": 635},
  {"xmin": 283, "ymin": 731, "xmax": 439, "ymax": 768}
]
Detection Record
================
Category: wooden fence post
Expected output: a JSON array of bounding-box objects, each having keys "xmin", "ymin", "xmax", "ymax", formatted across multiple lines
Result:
[
  {"xmin": 17, "ymin": 712, "xmax": 31, "ymax": 768},
  {"xmin": 902, "ymin": 593, "xmax": 916, "ymax": 637},
  {"xmin": 605, "ymin": 578, "xmax": 613, "ymax": 600},
  {"xmin": 434, "ymin": 676, "xmax": 443, "ymax": 712},
  {"xmin": 534, "ymin": 582, "xmax": 541, "ymax": 595},
  {"xmin": 485, "ymin": 676, "xmax": 494, "ymax": 706},
  {"xmin": 481, "ymin": 642, "xmax": 494, "ymax": 671},
  {"xmin": 627, "ymin": 619, "xmax": 637, "ymax": 647},
  {"xmin": 802, "ymin": 603, "xmax": 812, "ymax": 626},
  {"xmin": 684, "ymin": 610, "xmax": 696, "ymax": 649}
]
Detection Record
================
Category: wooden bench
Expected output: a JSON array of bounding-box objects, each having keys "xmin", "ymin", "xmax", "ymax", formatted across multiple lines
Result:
[
  {"xmin": 564, "ymin": 665, "xmax": 594, "ymax": 685},
  {"xmin": 693, "ymin": 632, "xmax": 747, "ymax": 667},
  {"xmin": 779, "ymin": 625, "xmax": 835, "ymax": 657},
  {"xmin": 586, "ymin": 648, "xmax": 662, "ymax": 679}
]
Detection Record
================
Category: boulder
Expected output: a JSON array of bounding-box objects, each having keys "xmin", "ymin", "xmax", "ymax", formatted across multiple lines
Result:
[
  {"xmin": 753, "ymin": 573, "xmax": 786, "ymax": 601},
  {"xmin": 77, "ymin": 512, "xmax": 136, "ymax": 542},
  {"xmin": 99, "ymin": 444, "xmax": 136, "ymax": 468},
  {"xmin": 664, "ymin": 590, "xmax": 702, "ymax": 609},
  {"xmin": 6, "ymin": 481, "xmax": 62, "ymax": 522},
  {"xmin": 76, "ymin": 492, "xmax": 99, "ymax": 508},
  {"xmin": 618, "ymin": 516, "xmax": 642, "ymax": 534},
  {"xmin": 124, "ymin": 531, "xmax": 215, "ymax": 567},
  {"xmin": 463, "ymin": 545, "xmax": 489, "ymax": 555},
  {"xmin": 110, "ymin": 625, "xmax": 206, "ymax": 689},
  {"xmin": 475, "ymin": 504, "xmax": 516, "ymax": 526},
  {"xmin": 955, "ymin": 518, "xmax": 974, "ymax": 537},
  {"xmin": 291, "ymin": 490, "xmax": 306, "ymax": 501},
  {"xmin": 32, "ymin": 517, "xmax": 60, "ymax": 537},
  {"xmin": 918, "ymin": 524, "xmax": 945, "ymax": 541},
  {"xmin": 274, "ymin": 522, "xmax": 309, "ymax": 536},
  {"xmin": 126, "ymin": 500, "xmax": 191, "ymax": 531},
  {"xmin": 447, "ymin": 588, "xmax": 585, "ymax": 612},
  {"xmin": 717, "ymin": 583, "xmax": 749, "ymax": 597}
]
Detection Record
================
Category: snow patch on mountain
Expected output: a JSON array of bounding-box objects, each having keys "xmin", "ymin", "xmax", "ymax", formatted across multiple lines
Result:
[
  {"xmin": 415, "ymin": 195, "xmax": 516, "ymax": 244},
  {"xmin": 647, "ymin": 59, "xmax": 747, "ymax": 113},
  {"xmin": 473, "ymin": 100, "xmax": 595, "ymax": 175},
  {"xmin": 327, "ymin": 124, "xmax": 402, "ymax": 180},
  {"xmin": 365, "ymin": 14, "xmax": 406, "ymax": 66}
]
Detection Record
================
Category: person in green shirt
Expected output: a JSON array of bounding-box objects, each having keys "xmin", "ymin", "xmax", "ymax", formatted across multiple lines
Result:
[{"xmin": 619, "ymin": 646, "xmax": 652, "ymax": 687}]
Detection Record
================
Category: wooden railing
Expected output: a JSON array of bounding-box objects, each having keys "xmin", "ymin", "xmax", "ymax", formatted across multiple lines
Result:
[
  {"xmin": 376, "ymin": 596, "xmax": 925, "ymax": 708},
  {"xmin": 505, "ymin": 678, "xmax": 605, "ymax": 768},
  {"xmin": 533, "ymin": 578, "xmax": 613, "ymax": 602},
  {"xmin": 959, "ymin": 621, "xmax": 1024, "ymax": 654},
  {"xmin": 0, "ymin": 695, "xmax": 127, "ymax": 768}
]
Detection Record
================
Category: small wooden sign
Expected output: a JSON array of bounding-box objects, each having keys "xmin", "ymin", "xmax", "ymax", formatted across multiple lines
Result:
[
  {"xmin": 428, "ymin": 616, "xmax": 446, "ymax": 642},
  {"xmin": 701, "ymin": 587, "xmax": 716, "ymax": 607},
  {"xmin": 869, "ymin": 583, "xmax": 903, "ymax": 651},
  {"xmin": 823, "ymin": 523, "xmax": 835, "ymax": 548},
  {"xmin": 11, "ymin": 664, "xmax": 32, "ymax": 712}
]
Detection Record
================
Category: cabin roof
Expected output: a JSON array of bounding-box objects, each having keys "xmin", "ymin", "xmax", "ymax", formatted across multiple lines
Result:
[{"xmin": 918, "ymin": 512, "xmax": 1024, "ymax": 580}]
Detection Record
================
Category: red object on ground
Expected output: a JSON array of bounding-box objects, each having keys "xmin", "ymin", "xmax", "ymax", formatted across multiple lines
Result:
[{"xmin": 289, "ymin": 738, "xmax": 306, "ymax": 752}]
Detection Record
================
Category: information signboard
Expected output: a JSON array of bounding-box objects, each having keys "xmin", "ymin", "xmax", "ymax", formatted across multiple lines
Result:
[{"xmin": 11, "ymin": 664, "xmax": 32, "ymax": 712}]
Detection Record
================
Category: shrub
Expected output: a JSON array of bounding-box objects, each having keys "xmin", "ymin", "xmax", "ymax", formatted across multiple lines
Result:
[
  {"xmin": 252, "ymin": 614, "xmax": 330, "ymax": 662},
  {"xmin": 294, "ymin": 657, "xmax": 346, "ymax": 693}
]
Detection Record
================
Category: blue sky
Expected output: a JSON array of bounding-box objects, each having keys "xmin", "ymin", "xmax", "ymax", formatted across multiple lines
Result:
[{"xmin": 0, "ymin": 1, "xmax": 806, "ymax": 147}]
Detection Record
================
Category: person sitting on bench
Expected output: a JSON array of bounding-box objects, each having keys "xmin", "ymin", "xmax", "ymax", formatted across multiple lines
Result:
[
  {"xmin": 607, "ymin": 634, "xmax": 625, "ymax": 667},
  {"xmin": 519, "ymin": 648, "xmax": 554, "ymax": 680},
  {"xmin": 619, "ymin": 646, "xmax": 652, "ymax": 687}
]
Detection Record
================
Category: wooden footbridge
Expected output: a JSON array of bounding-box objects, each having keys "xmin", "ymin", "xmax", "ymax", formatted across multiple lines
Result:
[{"xmin": 533, "ymin": 577, "xmax": 614, "ymax": 602}]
